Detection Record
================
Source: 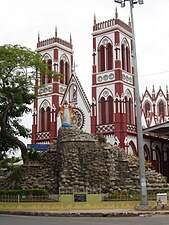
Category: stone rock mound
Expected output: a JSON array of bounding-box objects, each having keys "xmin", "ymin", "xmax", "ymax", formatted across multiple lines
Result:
[{"xmin": 1, "ymin": 127, "xmax": 169, "ymax": 194}]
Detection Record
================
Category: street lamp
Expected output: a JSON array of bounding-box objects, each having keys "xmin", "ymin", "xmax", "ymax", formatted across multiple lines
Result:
[{"xmin": 114, "ymin": 0, "xmax": 150, "ymax": 208}]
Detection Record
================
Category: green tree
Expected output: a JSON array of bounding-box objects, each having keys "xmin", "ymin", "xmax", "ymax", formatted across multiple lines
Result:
[{"xmin": 0, "ymin": 44, "xmax": 46, "ymax": 163}]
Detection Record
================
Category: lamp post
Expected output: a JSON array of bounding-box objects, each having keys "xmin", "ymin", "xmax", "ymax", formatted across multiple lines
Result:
[{"xmin": 114, "ymin": 0, "xmax": 150, "ymax": 208}]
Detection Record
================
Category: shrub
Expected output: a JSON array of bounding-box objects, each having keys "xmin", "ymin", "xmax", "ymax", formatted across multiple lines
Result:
[
  {"xmin": 0, "ymin": 188, "xmax": 48, "ymax": 196},
  {"xmin": 97, "ymin": 134, "xmax": 107, "ymax": 144},
  {"xmin": 27, "ymin": 148, "xmax": 41, "ymax": 161},
  {"xmin": 8, "ymin": 166, "xmax": 23, "ymax": 184}
]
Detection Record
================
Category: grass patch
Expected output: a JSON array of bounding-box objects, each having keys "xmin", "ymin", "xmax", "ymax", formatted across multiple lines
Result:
[{"xmin": 0, "ymin": 201, "xmax": 157, "ymax": 211}]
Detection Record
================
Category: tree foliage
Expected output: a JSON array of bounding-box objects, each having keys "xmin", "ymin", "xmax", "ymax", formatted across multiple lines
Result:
[{"xmin": 0, "ymin": 44, "xmax": 45, "ymax": 163}]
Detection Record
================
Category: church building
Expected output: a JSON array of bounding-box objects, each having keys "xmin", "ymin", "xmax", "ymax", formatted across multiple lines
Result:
[
  {"xmin": 31, "ymin": 9, "xmax": 169, "ymax": 180},
  {"xmin": 91, "ymin": 10, "xmax": 136, "ymax": 153}
]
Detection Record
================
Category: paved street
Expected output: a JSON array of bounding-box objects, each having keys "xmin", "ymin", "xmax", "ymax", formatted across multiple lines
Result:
[{"xmin": 0, "ymin": 214, "xmax": 169, "ymax": 225}]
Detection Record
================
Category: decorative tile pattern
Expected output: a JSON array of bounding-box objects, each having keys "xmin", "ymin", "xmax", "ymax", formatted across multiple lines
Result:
[
  {"xmin": 36, "ymin": 132, "xmax": 50, "ymax": 139},
  {"xmin": 97, "ymin": 73, "xmax": 115, "ymax": 84},
  {"xmin": 96, "ymin": 124, "xmax": 115, "ymax": 132},
  {"xmin": 127, "ymin": 125, "xmax": 136, "ymax": 132}
]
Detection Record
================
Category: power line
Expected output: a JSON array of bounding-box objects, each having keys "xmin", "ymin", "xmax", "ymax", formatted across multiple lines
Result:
[{"xmin": 140, "ymin": 70, "xmax": 169, "ymax": 77}]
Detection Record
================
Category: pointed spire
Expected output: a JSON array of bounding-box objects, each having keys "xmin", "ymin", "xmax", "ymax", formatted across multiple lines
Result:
[
  {"xmin": 55, "ymin": 26, "xmax": 57, "ymax": 37},
  {"xmin": 38, "ymin": 32, "xmax": 40, "ymax": 43},
  {"xmin": 115, "ymin": 6, "xmax": 118, "ymax": 19},
  {"xmin": 94, "ymin": 13, "xmax": 96, "ymax": 25},
  {"xmin": 70, "ymin": 33, "xmax": 72, "ymax": 45},
  {"xmin": 152, "ymin": 85, "xmax": 155, "ymax": 99}
]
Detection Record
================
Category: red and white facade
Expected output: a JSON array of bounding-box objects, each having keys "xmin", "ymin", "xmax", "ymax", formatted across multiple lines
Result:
[
  {"xmin": 141, "ymin": 86, "xmax": 169, "ymax": 128},
  {"xmin": 32, "ymin": 29, "xmax": 91, "ymax": 144},
  {"xmin": 141, "ymin": 86, "xmax": 169, "ymax": 179},
  {"xmin": 31, "ymin": 10, "xmax": 148, "ymax": 153},
  {"xmin": 57, "ymin": 73, "xmax": 91, "ymax": 133},
  {"xmin": 32, "ymin": 30, "xmax": 73, "ymax": 144},
  {"xmin": 31, "ymin": 10, "xmax": 169, "ymax": 180},
  {"xmin": 91, "ymin": 10, "xmax": 137, "ymax": 154}
]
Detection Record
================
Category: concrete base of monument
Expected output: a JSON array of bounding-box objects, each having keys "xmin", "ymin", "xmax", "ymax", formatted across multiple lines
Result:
[
  {"xmin": 134, "ymin": 204, "xmax": 152, "ymax": 211},
  {"xmin": 62, "ymin": 123, "xmax": 74, "ymax": 128}
]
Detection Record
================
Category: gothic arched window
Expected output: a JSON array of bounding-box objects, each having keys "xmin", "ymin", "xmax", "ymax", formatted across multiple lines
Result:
[
  {"xmin": 99, "ymin": 97, "xmax": 106, "ymax": 124},
  {"xmin": 99, "ymin": 45, "xmax": 105, "ymax": 72},
  {"xmin": 108, "ymin": 96, "xmax": 114, "ymax": 123},
  {"xmin": 98, "ymin": 39, "xmax": 113, "ymax": 72},
  {"xmin": 126, "ymin": 46, "xmax": 131, "ymax": 73},
  {"xmin": 144, "ymin": 145, "xmax": 150, "ymax": 161},
  {"xmin": 40, "ymin": 60, "xmax": 46, "ymax": 85},
  {"xmin": 60, "ymin": 60, "xmax": 64, "ymax": 84},
  {"xmin": 59, "ymin": 56, "xmax": 70, "ymax": 85},
  {"xmin": 121, "ymin": 39, "xmax": 131, "ymax": 73},
  {"xmin": 158, "ymin": 100, "xmax": 165, "ymax": 117},
  {"xmin": 125, "ymin": 96, "xmax": 129, "ymax": 123},
  {"xmin": 46, "ymin": 106, "xmax": 51, "ymax": 132},
  {"xmin": 47, "ymin": 59, "xmax": 52, "ymax": 83},
  {"xmin": 39, "ymin": 104, "xmax": 51, "ymax": 132},
  {"xmin": 121, "ymin": 44, "xmax": 126, "ymax": 70},
  {"xmin": 125, "ymin": 96, "xmax": 133, "ymax": 125},
  {"xmin": 65, "ymin": 61, "xmax": 70, "ymax": 85},
  {"xmin": 70, "ymin": 84, "xmax": 77, "ymax": 102},
  {"xmin": 106, "ymin": 43, "xmax": 113, "ymax": 70},
  {"xmin": 144, "ymin": 101, "xmax": 151, "ymax": 117},
  {"xmin": 128, "ymin": 98, "xmax": 133, "ymax": 124},
  {"xmin": 40, "ymin": 108, "xmax": 45, "ymax": 132}
]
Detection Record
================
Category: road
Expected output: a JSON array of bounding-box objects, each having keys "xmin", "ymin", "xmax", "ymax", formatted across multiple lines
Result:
[{"xmin": 0, "ymin": 214, "xmax": 169, "ymax": 225}]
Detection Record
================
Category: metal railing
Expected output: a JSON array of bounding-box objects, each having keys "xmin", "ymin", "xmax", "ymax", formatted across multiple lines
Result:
[
  {"xmin": 0, "ymin": 192, "xmax": 167, "ymax": 202},
  {"xmin": 0, "ymin": 194, "xmax": 59, "ymax": 202},
  {"xmin": 101, "ymin": 192, "xmax": 164, "ymax": 201}
]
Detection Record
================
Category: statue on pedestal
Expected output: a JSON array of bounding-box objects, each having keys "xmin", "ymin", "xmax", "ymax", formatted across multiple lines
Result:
[{"xmin": 59, "ymin": 100, "xmax": 74, "ymax": 127}]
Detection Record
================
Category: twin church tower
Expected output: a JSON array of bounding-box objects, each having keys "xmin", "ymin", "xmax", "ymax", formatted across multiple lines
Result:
[{"xmin": 32, "ymin": 9, "xmax": 138, "ymax": 154}]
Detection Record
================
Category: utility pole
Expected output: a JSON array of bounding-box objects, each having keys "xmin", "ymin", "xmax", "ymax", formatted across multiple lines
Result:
[{"xmin": 114, "ymin": 0, "xmax": 150, "ymax": 208}]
